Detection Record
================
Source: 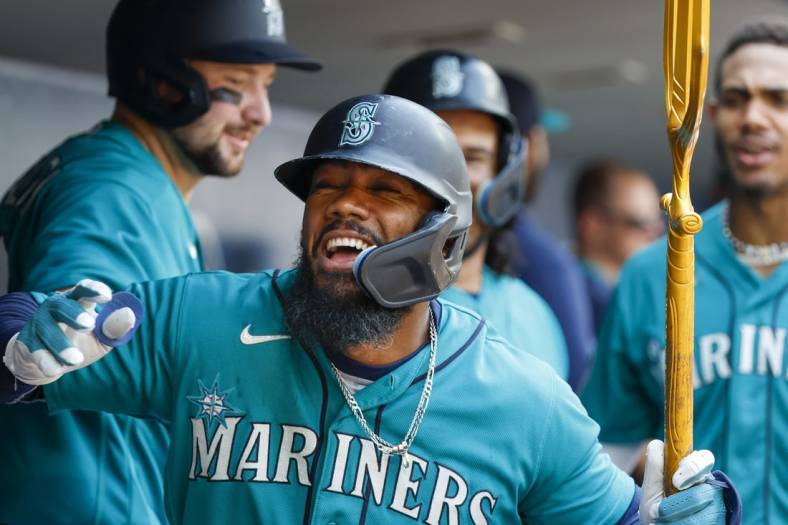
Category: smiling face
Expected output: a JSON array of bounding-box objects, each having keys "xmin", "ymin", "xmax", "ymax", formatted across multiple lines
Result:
[
  {"xmin": 169, "ymin": 61, "xmax": 276, "ymax": 177},
  {"xmin": 301, "ymin": 160, "xmax": 438, "ymax": 298},
  {"xmin": 711, "ymin": 43, "xmax": 788, "ymax": 197}
]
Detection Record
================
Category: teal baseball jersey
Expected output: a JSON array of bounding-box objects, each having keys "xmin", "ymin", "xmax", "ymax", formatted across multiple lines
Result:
[
  {"xmin": 582, "ymin": 202, "xmax": 788, "ymax": 524},
  {"xmin": 442, "ymin": 265, "xmax": 569, "ymax": 380},
  {"xmin": 0, "ymin": 121, "xmax": 202, "ymax": 524},
  {"xmin": 45, "ymin": 269, "xmax": 634, "ymax": 524}
]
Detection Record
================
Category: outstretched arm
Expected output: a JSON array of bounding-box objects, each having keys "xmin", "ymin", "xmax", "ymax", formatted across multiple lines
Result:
[{"xmin": 2, "ymin": 280, "xmax": 141, "ymax": 398}]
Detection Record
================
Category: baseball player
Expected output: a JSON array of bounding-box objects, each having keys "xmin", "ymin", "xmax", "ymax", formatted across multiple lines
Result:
[
  {"xmin": 0, "ymin": 0, "xmax": 319, "ymax": 522},
  {"xmin": 582, "ymin": 21, "xmax": 788, "ymax": 523},
  {"xmin": 384, "ymin": 51, "xmax": 569, "ymax": 379},
  {"xmin": 3, "ymin": 94, "xmax": 739, "ymax": 524}
]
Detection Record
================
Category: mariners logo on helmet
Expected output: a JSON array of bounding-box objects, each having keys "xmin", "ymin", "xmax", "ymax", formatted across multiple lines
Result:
[
  {"xmin": 262, "ymin": 0, "xmax": 284, "ymax": 38},
  {"xmin": 339, "ymin": 102, "xmax": 380, "ymax": 147},
  {"xmin": 432, "ymin": 56, "xmax": 465, "ymax": 98}
]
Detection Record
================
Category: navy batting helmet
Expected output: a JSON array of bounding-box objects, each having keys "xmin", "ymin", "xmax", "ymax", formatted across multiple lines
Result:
[
  {"xmin": 383, "ymin": 50, "xmax": 525, "ymax": 227},
  {"xmin": 275, "ymin": 94, "xmax": 472, "ymax": 308},
  {"xmin": 106, "ymin": 0, "xmax": 321, "ymax": 129}
]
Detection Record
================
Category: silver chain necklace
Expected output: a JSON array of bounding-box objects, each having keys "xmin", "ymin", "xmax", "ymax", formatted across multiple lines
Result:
[
  {"xmin": 722, "ymin": 204, "xmax": 788, "ymax": 267},
  {"xmin": 328, "ymin": 308, "xmax": 437, "ymax": 468}
]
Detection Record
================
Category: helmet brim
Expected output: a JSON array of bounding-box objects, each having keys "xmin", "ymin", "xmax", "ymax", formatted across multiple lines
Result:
[
  {"xmin": 190, "ymin": 40, "xmax": 322, "ymax": 71},
  {"xmin": 275, "ymin": 154, "xmax": 398, "ymax": 202},
  {"xmin": 274, "ymin": 153, "xmax": 448, "ymax": 207}
]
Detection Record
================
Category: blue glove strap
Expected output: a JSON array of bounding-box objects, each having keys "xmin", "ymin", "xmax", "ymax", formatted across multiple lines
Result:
[
  {"xmin": 93, "ymin": 292, "xmax": 144, "ymax": 347},
  {"xmin": 707, "ymin": 471, "xmax": 742, "ymax": 525}
]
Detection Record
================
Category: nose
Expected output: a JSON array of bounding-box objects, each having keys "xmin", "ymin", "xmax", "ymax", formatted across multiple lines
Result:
[
  {"xmin": 741, "ymin": 97, "xmax": 770, "ymax": 132},
  {"xmin": 242, "ymin": 86, "xmax": 273, "ymax": 129},
  {"xmin": 325, "ymin": 186, "xmax": 371, "ymax": 222}
]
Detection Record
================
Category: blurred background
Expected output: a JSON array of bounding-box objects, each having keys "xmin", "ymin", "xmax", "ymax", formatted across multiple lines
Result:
[{"xmin": 0, "ymin": 0, "xmax": 785, "ymax": 278}]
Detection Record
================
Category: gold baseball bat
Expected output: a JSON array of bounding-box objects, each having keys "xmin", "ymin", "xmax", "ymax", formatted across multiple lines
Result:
[{"xmin": 662, "ymin": 0, "xmax": 710, "ymax": 495}]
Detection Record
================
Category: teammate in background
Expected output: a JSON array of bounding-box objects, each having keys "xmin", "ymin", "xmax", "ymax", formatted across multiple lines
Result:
[
  {"xmin": 498, "ymin": 71, "xmax": 597, "ymax": 390},
  {"xmin": 0, "ymin": 0, "xmax": 319, "ymax": 522},
  {"xmin": 384, "ymin": 51, "xmax": 569, "ymax": 380},
  {"xmin": 582, "ymin": 21, "xmax": 788, "ymax": 523},
  {"xmin": 2, "ymin": 94, "xmax": 739, "ymax": 525},
  {"xmin": 572, "ymin": 159, "xmax": 663, "ymax": 331}
]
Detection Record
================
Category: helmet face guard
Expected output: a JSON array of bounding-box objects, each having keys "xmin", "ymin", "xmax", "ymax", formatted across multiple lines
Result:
[
  {"xmin": 274, "ymin": 94, "xmax": 472, "ymax": 309},
  {"xmin": 353, "ymin": 212, "xmax": 465, "ymax": 308},
  {"xmin": 476, "ymin": 136, "xmax": 527, "ymax": 227},
  {"xmin": 383, "ymin": 50, "xmax": 526, "ymax": 227}
]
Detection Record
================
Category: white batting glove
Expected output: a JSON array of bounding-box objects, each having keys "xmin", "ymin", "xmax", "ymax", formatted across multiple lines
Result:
[
  {"xmin": 639, "ymin": 439, "xmax": 730, "ymax": 525},
  {"xmin": 3, "ymin": 279, "xmax": 142, "ymax": 385}
]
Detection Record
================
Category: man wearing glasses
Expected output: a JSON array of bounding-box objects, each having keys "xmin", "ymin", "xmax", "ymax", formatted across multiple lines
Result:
[{"xmin": 571, "ymin": 159, "xmax": 664, "ymax": 331}]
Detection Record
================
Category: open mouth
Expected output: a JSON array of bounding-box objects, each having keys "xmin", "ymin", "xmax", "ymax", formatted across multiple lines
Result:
[
  {"xmin": 318, "ymin": 232, "xmax": 377, "ymax": 270},
  {"xmin": 732, "ymin": 138, "xmax": 778, "ymax": 169},
  {"xmin": 326, "ymin": 237, "xmax": 374, "ymax": 262},
  {"xmin": 223, "ymin": 126, "xmax": 256, "ymax": 149},
  {"xmin": 224, "ymin": 132, "xmax": 251, "ymax": 151},
  {"xmin": 733, "ymin": 146, "xmax": 776, "ymax": 168}
]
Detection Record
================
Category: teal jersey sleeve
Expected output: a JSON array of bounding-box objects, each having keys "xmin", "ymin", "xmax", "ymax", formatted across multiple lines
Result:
[
  {"xmin": 44, "ymin": 276, "xmax": 187, "ymax": 422},
  {"xmin": 581, "ymin": 247, "xmax": 664, "ymax": 443},
  {"xmin": 22, "ymin": 180, "xmax": 180, "ymax": 292},
  {"xmin": 517, "ymin": 356, "xmax": 635, "ymax": 523},
  {"xmin": 2, "ymin": 122, "xmax": 202, "ymax": 293},
  {"xmin": 0, "ymin": 122, "xmax": 197, "ymax": 525}
]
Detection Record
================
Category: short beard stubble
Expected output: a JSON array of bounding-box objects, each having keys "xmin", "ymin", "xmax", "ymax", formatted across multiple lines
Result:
[{"xmin": 170, "ymin": 128, "xmax": 242, "ymax": 177}]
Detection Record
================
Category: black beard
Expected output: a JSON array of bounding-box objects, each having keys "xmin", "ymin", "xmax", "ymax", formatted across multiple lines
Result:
[
  {"xmin": 282, "ymin": 249, "xmax": 411, "ymax": 354},
  {"xmin": 170, "ymin": 130, "xmax": 241, "ymax": 177}
]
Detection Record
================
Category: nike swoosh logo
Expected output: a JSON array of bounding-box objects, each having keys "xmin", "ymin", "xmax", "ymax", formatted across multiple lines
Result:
[{"xmin": 240, "ymin": 325, "xmax": 291, "ymax": 345}]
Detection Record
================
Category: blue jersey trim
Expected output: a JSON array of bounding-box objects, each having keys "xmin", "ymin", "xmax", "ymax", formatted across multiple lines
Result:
[
  {"xmin": 327, "ymin": 342, "xmax": 420, "ymax": 381},
  {"xmin": 325, "ymin": 301, "xmax": 443, "ymax": 381},
  {"xmin": 271, "ymin": 270, "xmax": 328, "ymax": 525},
  {"xmin": 411, "ymin": 317, "xmax": 486, "ymax": 385}
]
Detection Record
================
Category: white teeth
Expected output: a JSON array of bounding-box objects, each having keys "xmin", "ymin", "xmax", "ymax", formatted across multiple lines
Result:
[{"xmin": 326, "ymin": 237, "xmax": 373, "ymax": 254}]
